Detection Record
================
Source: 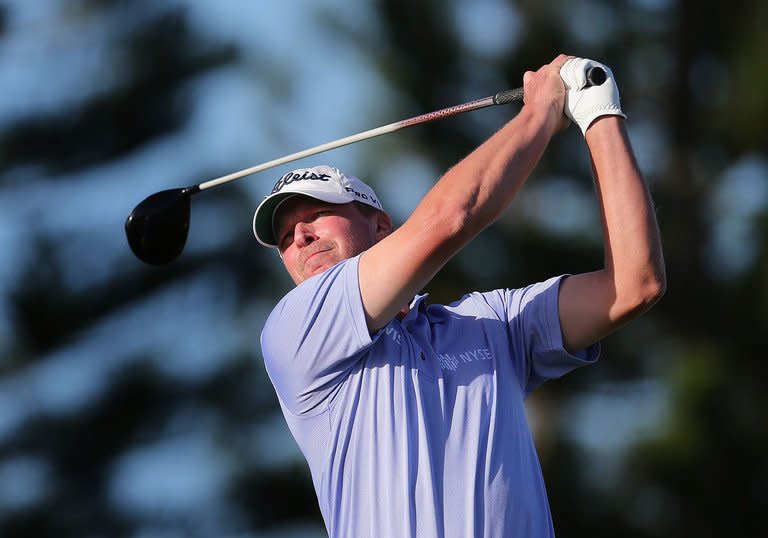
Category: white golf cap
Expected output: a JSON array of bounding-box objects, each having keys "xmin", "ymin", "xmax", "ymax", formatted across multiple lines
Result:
[{"xmin": 252, "ymin": 164, "xmax": 384, "ymax": 247}]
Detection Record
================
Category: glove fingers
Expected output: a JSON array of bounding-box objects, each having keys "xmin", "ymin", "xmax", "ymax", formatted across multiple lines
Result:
[
  {"xmin": 560, "ymin": 58, "xmax": 607, "ymax": 90},
  {"xmin": 559, "ymin": 57, "xmax": 625, "ymax": 135},
  {"xmin": 560, "ymin": 58, "xmax": 586, "ymax": 90}
]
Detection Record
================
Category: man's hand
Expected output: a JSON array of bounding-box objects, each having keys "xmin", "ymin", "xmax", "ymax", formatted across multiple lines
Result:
[
  {"xmin": 522, "ymin": 54, "xmax": 572, "ymax": 134},
  {"xmin": 560, "ymin": 58, "xmax": 626, "ymax": 135}
]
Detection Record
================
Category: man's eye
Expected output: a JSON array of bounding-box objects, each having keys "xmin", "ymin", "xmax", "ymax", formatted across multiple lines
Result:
[{"xmin": 279, "ymin": 233, "xmax": 293, "ymax": 249}]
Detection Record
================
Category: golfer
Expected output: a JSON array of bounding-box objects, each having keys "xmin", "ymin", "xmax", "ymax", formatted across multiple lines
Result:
[{"xmin": 252, "ymin": 55, "xmax": 665, "ymax": 537}]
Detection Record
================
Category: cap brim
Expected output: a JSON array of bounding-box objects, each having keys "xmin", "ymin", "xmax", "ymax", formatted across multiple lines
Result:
[
  {"xmin": 252, "ymin": 190, "xmax": 353, "ymax": 247},
  {"xmin": 251, "ymin": 193, "xmax": 284, "ymax": 247}
]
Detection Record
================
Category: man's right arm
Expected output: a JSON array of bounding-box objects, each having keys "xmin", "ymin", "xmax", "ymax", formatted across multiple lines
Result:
[{"xmin": 358, "ymin": 55, "xmax": 571, "ymax": 332}]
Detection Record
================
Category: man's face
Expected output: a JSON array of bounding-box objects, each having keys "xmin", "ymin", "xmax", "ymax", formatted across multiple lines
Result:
[{"xmin": 274, "ymin": 195, "xmax": 390, "ymax": 284}]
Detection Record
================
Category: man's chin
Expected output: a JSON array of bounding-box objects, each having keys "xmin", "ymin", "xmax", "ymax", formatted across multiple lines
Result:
[
  {"xmin": 297, "ymin": 261, "xmax": 333, "ymax": 283},
  {"xmin": 307, "ymin": 264, "xmax": 332, "ymax": 278}
]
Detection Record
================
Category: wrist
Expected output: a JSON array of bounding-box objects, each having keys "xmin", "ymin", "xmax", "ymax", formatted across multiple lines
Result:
[
  {"xmin": 584, "ymin": 115, "xmax": 626, "ymax": 143},
  {"xmin": 522, "ymin": 100, "xmax": 564, "ymax": 137}
]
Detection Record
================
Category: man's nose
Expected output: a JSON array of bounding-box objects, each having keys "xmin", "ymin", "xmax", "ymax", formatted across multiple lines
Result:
[{"xmin": 293, "ymin": 221, "xmax": 317, "ymax": 247}]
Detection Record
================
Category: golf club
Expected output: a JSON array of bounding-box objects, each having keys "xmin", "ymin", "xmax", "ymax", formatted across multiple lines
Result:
[{"xmin": 126, "ymin": 67, "xmax": 607, "ymax": 265}]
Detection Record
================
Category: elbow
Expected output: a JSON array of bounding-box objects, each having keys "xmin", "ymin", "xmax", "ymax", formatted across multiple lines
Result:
[
  {"xmin": 647, "ymin": 258, "xmax": 667, "ymax": 305},
  {"xmin": 640, "ymin": 273, "xmax": 666, "ymax": 308},
  {"xmin": 420, "ymin": 199, "xmax": 476, "ymax": 244},
  {"xmin": 619, "ymin": 268, "xmax": 667, "ymax": 319}
]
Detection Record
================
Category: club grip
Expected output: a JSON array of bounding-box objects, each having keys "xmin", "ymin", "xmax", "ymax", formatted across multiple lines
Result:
[
  {"xmin": 492, "ymin": 66, "xmax": 607, "ymax": 105},
  {"xmin": 492, "ymin": 87, "xmax": 524, "ymax": 105},
  {"xmin": 585, "ymin": 66, "xmax": 607, "ymax": 86}
]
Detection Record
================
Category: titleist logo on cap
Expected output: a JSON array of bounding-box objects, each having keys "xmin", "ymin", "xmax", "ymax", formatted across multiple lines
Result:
[{"xmin": 270, "ymin": 170, "xmax": 332, "ymax": 194}]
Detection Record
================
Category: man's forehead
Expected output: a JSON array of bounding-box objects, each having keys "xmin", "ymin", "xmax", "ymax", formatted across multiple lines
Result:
[
  {"xmin": 274, "ymin": 196, "xmax": 348, "ymax": 229},
  {"xmin": 277, "ymin": 196, "xmax": 336, "ymax": 219}
]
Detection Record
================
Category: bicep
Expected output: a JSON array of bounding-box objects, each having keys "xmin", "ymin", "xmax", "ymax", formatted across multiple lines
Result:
[
  {"xmin": 557, "ymin": 270, "xmax": 621, "ymax": 354},
  {"xmin": 359, "ymin": 210, "xmax": 465, "ymax": 331}
]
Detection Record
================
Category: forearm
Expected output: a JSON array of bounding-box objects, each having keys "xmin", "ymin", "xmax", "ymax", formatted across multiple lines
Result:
[
  {"xmin": 360, "ymin": 103, "xmax": 561, "ymax": 331},
  {"xmin": 587, "ymin": 116, "xmax": 666, "ymax": 313},
  {"xmin": 359, "ymin": 55, "xmax": 570, "ymax": 332},
  {"xmin": 413, "ymin": 102, "xmax": 561, "ymax": 242},
  {"xmin": 557, "ymin": 117, "xmax": 665, "ymax": 352}
]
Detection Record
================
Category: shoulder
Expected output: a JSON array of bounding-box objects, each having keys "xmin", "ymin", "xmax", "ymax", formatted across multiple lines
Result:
[
  {"xmin": 261, "ymin": 254, "xmax": 372, "ymax": 363},
  {"xmin": 265, "ymin": 256, "xmax": 361, "ymax": 327}
]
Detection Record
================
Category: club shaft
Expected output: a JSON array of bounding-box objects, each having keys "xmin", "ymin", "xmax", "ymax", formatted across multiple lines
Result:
[
  {"xmin": 197, "ymin": 93, "xmax": 507, "ymax": 192},
  {"xmin": 181, "ymin": 67, "xmax": 605, "ymax": 193}
]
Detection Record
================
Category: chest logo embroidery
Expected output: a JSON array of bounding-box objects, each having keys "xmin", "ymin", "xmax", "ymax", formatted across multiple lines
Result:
[{"xmin": 437, "ymin": 348, "xmax": 492, "ymax": 371}]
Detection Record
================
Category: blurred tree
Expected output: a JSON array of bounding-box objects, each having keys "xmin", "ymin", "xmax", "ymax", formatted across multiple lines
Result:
[
  {"xmin": 0, "ymin": 1, "xmax": 318, "ymax": 536},
  {"xmin": 0, "ymin": 0, "xmax": 766, "ymax": 536}
]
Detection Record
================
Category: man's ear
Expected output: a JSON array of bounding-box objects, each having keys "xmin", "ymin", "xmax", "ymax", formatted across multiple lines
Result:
[{"xmin": 374, "ymin": 210, "xmax": 393, "ymax": 240}]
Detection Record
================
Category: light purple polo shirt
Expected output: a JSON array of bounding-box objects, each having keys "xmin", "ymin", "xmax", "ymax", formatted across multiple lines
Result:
[{"xmin": 260, "ymin": 255, "xmax": 599, "ymax": 537}]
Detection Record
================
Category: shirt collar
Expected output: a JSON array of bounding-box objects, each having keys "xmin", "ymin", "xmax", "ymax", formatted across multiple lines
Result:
[{"xmin": 401, "ymin": 293, "xmax": 428, "ymax": 322}]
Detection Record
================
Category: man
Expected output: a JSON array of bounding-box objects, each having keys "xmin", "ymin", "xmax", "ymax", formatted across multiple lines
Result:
[{"xmin": 252, "ymin": 55, "xmax": 665, "ymax": 537}]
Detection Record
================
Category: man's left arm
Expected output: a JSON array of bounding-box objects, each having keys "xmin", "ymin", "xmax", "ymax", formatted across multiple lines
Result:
[{"xmin": 558, "ymin": 115, "xmax": 666, "ymax": 353}]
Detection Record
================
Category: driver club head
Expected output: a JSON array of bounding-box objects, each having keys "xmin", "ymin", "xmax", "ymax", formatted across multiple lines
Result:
[{"xmin": 125, "ymin": 188, "xmax": 192, "ymax": 265}]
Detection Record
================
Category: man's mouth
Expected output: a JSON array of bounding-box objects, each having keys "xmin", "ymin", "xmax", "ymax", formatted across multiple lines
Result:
[{"xmin": 303, "ymin": 246, "xmax": 332, "ymax": 266}]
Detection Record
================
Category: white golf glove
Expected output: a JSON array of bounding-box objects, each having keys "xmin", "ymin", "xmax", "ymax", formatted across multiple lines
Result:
[{"xmin": 560, "ymin": 58, "xmax": 626, "ymax": 135}]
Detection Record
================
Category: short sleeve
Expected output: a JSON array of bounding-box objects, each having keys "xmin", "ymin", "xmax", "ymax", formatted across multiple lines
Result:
[
  {"xmin": 260, "ymin": 255, "xmax": 373, "ymax": 415},
  {"xmin": 476, "ymin": 275, "xmax": 600, "ymax": 396}
]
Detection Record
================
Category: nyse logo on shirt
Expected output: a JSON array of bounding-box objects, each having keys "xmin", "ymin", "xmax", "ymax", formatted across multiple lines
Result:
[{"xmin": 438, "ymin": 347, "xmax": 492, "ymax": 371}]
